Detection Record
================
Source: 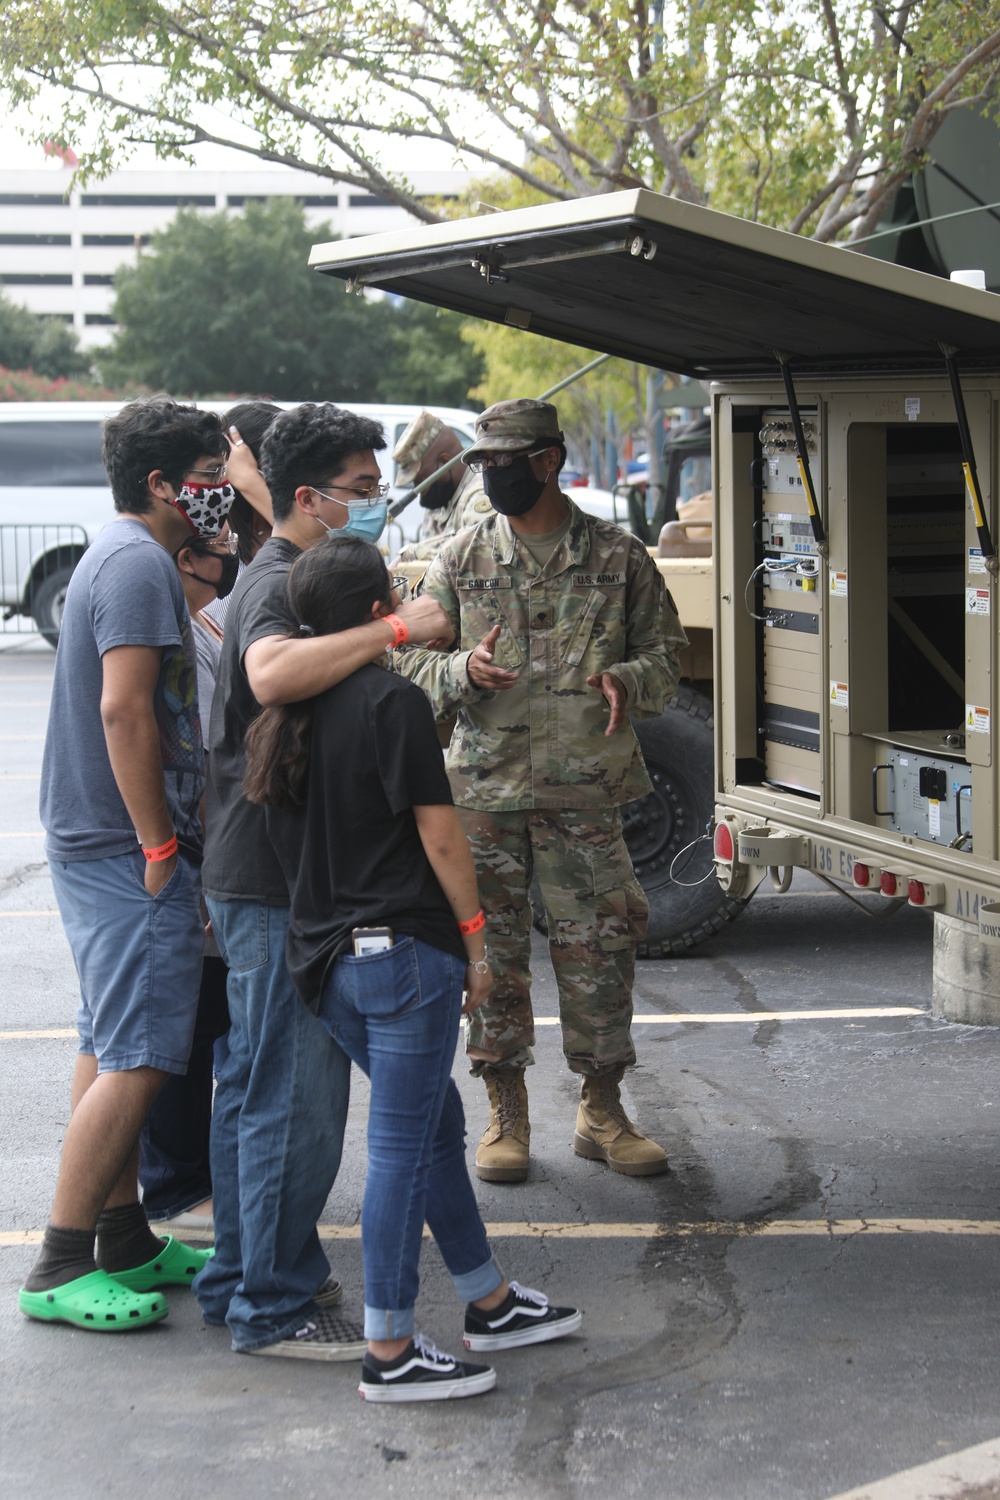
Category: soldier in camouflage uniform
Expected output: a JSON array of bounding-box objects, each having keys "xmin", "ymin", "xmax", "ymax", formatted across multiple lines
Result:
[
  {"xmin": 392, "ymin": 409, "xmax": 488, "ymax": 563},
  {"xmin": 395, "ymin": 398, "xmax": 686, "ymax": 1182}
]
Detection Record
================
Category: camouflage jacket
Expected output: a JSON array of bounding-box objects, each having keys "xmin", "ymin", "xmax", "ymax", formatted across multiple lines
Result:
[
  {"xmin": 396, "ymin": 468, "xmax": 490, "ymax": 562},
  {"xmin": 394, "ymin": 498, "xmax": 687, "ymax": 811}
]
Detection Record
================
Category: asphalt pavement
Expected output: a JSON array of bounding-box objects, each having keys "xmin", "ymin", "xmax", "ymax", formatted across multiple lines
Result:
[{"xmin": 2, "ymin": 637, "xmax": 999, "ymax": 1500}]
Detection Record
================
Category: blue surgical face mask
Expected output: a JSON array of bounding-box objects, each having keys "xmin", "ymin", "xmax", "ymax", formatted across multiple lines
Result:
[{"xmin": 313, "ymin": 489, "xmax": 388, "ymax": 545}]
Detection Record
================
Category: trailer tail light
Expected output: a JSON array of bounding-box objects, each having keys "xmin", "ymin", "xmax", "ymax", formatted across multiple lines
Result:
[
  {"xmin": 907, "ymin": 879, "xmax": 944, "ymax": 909},
  {"xmin": 852, "ymin": 864, "xmax": 872, "ymax": 888},
  {"xmin": 880, "ymin": 871, "xmax": 898, "ymax": 896},
  {"xmin": 713, "ymin": 823, "xmax": 734, "ymax": 862}
]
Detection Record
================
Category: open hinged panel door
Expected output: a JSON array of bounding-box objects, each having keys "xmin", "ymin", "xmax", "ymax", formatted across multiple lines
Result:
[{"xmin": 309, "ymin": 188, "xmax": 1000, "ymax": 380}]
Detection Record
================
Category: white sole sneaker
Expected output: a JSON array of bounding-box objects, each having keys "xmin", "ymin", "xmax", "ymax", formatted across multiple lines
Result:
[
  {"xmin": 244, "ymin": 1308, "xmax": 366, "ymax": 1362},
  {"xmin": 359, "ymin": 1366, "xmax": 497, "ymax": 1402},
  {"xmin": 464, "ymin": 1307, "xmax": 582, "ymax": 1351},
  {"xmin": 358, "ymin": 1334, "xmax": 496, "ymax": 1402}
]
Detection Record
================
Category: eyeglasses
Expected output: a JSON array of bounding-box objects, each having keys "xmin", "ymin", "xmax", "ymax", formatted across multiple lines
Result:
[
  {"xmin": 313, "ymin": 481, "xmax": 390, "ymax": 505},
  {"xmin": 466, "ymin": 447, "xmax": 552, "ymax": 474},
  {"xmin": 391, "ymin": 575, "xmax": 412, "ymax": 602},
  {"xmin": 187, "ymin": 463, "xmax": 229, "ymax": 483}
]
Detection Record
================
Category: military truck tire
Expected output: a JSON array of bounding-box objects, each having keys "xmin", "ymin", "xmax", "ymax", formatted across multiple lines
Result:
[
  {"xmin": 627, "ymin": 685, "xmax": 748, "ymax": 956},
  {"xmin": 31, "ymin": 563, "xmax": 75, "ymax": 648}
]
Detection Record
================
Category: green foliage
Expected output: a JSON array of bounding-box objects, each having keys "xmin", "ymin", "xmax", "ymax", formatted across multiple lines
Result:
[
  {"xmin": 0, "ymin": 294, "xmax": 92, "ymax": 380},
  {"xmin": 379, "ymin": 300, "xmax": 485, "ymax": 409},
  {"xmin": 98, "ymin": 198, "xmax": 482, "ymax": 403},
  {"xmin": 2, "ymin": 1, "xmax": 998, "ymax": 240}
]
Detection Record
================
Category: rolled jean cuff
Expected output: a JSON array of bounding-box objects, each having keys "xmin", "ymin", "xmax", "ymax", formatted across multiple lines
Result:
[
  {"xmin": 450, "ymin": 1253, "xmax": 504, "ymax": 1304},
  {"xmin": 364, "ymin": 1305, "xmax": 416, "ymax": 1342}
]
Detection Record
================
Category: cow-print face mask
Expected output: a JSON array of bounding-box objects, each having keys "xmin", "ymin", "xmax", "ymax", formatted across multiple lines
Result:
[{"xmin": 170, "ymin": 481, "xmax": 236, "ymax": 539}]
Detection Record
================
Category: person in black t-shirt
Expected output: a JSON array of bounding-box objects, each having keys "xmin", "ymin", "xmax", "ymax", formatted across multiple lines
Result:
[
  {"xmin": 196, "ymin": 403, "xmax": 455, "ymax": 1361},
  {"xmin": 244, "ymin": 535, "xmax": 582, "ymax": 1404}
]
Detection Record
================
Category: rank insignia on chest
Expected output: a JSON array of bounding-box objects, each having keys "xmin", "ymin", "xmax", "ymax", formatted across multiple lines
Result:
[{"xmin": 572, "ymin": 572, "xmax": 625, "ymax": 588}]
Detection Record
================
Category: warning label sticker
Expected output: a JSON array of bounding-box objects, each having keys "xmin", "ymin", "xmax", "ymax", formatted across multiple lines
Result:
[
  {"xmin": 905, "ymin": 397, "xmax": 921, "ymax": 421},
  {"xmin": 830, "ymin": 571, "xmax": 848, "ymax": 598},
  {"xmin": 830, "ymin": 680, "xmax": 849, "ymax": 708},
  {"xmin": 966, "ymin": 588, "xmax": 991, "ymax": 616},
  {"xmin": 928, "ymin": 799, "xmax": 941, "ymax": 838},
  {"xmin": 966, "ymin": 703, "xmax": 991, "ymax": 734},
  {"xmin": 969, "ymin": 547, "xmax": 987, "ymax": 576}
]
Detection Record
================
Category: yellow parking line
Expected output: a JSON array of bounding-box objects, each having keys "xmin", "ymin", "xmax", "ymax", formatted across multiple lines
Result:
[
  {"xmin": 3, "ymin": 1218, "xmax": 1000, "ymax": 1249},
  {"xmin": 0, "ymin": 1028, "xmax": 75, "ymax": 1040},
  {"xmin": 0, "ymin": 1008, "xmax": 925, "ymax": 1042},
  {"xmin": 534, "ymin": 1008, "xmax": 923, "ymax": 1024}
]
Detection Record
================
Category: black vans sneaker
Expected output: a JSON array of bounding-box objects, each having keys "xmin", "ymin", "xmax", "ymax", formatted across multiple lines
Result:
[
  {"xmin": 359, "ymin": 1333, "xmax": 496, "ymax": 1403},
  {"xmin": 463, "ymin": 1281, "xmax": 582, "ymax": 1351},
  {"xmin": 245, "ymin": 1307, "xmax": 366, "ymax": 1361}
]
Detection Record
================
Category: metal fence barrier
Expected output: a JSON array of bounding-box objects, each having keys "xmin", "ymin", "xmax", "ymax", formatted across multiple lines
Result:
[{"xmin": 0, "ymin": 524, "xmax": 90, "ymax": 645}]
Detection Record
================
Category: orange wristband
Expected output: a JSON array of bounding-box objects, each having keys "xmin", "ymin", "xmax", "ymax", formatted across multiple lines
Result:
[
  {"xmin": 143, "ymin": 834, "xmax": 178, "ymax": 863},
  {"xmin": 383, "ymin": 613, "xmax": 409, "ymax": 648},
  {"xmin": 459, "ymin": 910, "xmax": 486, "ymax": 935}
]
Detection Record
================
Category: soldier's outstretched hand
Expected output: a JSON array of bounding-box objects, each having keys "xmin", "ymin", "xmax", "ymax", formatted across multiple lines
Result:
[
  {"xmin": 586, "ymin": 671, "xmax": 628, "ymax": 735},
  {"xmin": 468, "ymin": 624, "xmax": 519, "ymax": 690}
]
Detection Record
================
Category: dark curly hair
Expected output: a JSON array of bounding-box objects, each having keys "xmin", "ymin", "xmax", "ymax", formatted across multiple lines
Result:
[
  {"xmin": 259, "ymin": 402, "xmax": 385, "ymax": 522},
  {"xmin": 102, "ymin": 398, "xmax": 226, "ymax": 514}
]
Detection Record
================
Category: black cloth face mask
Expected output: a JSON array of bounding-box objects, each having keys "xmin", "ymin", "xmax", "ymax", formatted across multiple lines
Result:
[
  {"xmin": 482, "ymin": 454, "xmax": 547, "ymax": 517},
  {"xmin": 420, "ymin": 475, "xmax": 456, "ymax": 510},
  {"xmin": 175, "ymin": 548, "xmax": 241, "ymax": 600}
]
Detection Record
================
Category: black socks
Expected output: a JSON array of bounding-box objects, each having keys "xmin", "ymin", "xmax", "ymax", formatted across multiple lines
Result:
[
  {"xmin": 23, "ymin": 1205, "xmax": 164, "ymax": 1292},
  {"xmin": 23, "ymin": 1225, "xmax": 96, "ymax": 1292},
  {"xmin": 95, "ymin": 1202, "xmax": 163, "ymax": 1274}
]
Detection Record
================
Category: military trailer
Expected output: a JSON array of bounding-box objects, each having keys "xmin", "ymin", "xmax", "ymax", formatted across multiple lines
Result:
[{"xmin": 310, "ymin": 190, "xmax": 1000, "ymax": 1013}]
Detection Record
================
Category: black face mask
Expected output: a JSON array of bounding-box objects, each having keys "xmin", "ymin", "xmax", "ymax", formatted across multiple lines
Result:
[
  {"xmin": 177, "ymin": 550, "xmax": 241, "ymax": 600},
  {"xmin": 482, "ymin": 454, "xmax": 547, "ymax": 517},
  {"xmin": 420, "ymin": 475, "xmax": 456, "ymax": 510}
]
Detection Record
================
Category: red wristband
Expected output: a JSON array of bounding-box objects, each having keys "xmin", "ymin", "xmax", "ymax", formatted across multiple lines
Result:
[
  {"xmin": 459, "ymin": 910, "xmax": 486, "ymax": 935},
  {"xmin": 383, "ymin": 613, "xmax": 409, "ymax": 648},
  {"xmin": 143, "ymin": 834, "xmax": 178, "ymax": 863}
]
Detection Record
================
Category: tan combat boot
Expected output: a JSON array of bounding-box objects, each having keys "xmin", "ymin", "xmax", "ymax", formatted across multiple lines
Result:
[
  {"xmin": 574, "ymin": 1068, "xmax": 669, "ymax": 1177},
  {"xmin": 475, "ymin": 1066, "xmax": 530, "ymax": 1182}
]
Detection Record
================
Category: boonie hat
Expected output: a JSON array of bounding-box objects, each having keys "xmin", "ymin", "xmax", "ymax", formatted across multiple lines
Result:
[
  {"xmin": 462, "ymin": 399, "xmax": 564, "ymax": 465},
  {"xmin": 392, "ymin": 410, "xmax": 448, "ymax": 487}
]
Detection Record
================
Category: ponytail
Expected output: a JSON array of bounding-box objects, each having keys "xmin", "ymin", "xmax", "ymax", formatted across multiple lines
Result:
[{"xmin": 243, "ymin": 702, "xmax": 314, "ymax": 811}]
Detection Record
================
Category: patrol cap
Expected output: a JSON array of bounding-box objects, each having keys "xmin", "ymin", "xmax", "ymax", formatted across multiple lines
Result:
[
  {"xmin": 462, "ymin": 398, "xmax": 564, "ymax": 464},
  {"xmin": 392, "ymin": 410, "xmax": 448, "ymax": 487}
]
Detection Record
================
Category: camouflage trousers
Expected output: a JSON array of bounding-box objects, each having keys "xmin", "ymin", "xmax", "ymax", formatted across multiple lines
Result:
[{"xmin": 459, "ymin": 806, "xmax": 648, "ymax": 1078}]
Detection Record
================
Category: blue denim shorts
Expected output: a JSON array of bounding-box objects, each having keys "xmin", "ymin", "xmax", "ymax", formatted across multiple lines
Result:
[{"xmin": 50, "ymin": 849, "xmax": 204, "ymax": 1075}]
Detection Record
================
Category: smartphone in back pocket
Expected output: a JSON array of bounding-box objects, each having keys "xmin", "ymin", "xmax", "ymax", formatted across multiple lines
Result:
[{"xmin": 352, "ymin": 926, "xmax": 393, "ymax": 956}]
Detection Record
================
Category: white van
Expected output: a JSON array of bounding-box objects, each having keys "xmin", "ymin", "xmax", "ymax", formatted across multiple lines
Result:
[{"xmin": 0, "ymin": 401, "xmax": 478, "ymax": 643}]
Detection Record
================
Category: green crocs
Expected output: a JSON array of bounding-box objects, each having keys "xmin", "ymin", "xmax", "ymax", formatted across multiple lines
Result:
[
  {"xmin": 19, "ymin": 1269, "xmax": 168, "ymax": 1331},
  {"xmin": 110, "ymin": 1235, "xmax": 214, "ymax": 1292}
]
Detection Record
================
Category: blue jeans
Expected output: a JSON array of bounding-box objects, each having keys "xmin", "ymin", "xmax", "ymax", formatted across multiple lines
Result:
[
  {"xmin": 194, "ymin": 899, "xmax": 351, "ymax": 1352},
  {"xmin": 139, "ymin": 956, "xmax": 230, "ymax": 1219},
  {"xmin": 321, "ymin": 937, "xmax": 502, "ymax": 1342}
]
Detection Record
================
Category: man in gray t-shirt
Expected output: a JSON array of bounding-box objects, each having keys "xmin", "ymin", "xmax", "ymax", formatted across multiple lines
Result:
[{"xmin": 20, "ymin": 399, "xmax": 234, "ymax": 1337}]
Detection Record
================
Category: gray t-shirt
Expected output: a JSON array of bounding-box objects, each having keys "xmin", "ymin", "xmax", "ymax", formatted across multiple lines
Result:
[
  {"xmin": 40, "ymin": 517, "xmax": 205, "ymax": 863},
  {"xmin": 191, "ymin": 613, "xmax": 223, "ymax": 743}
]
